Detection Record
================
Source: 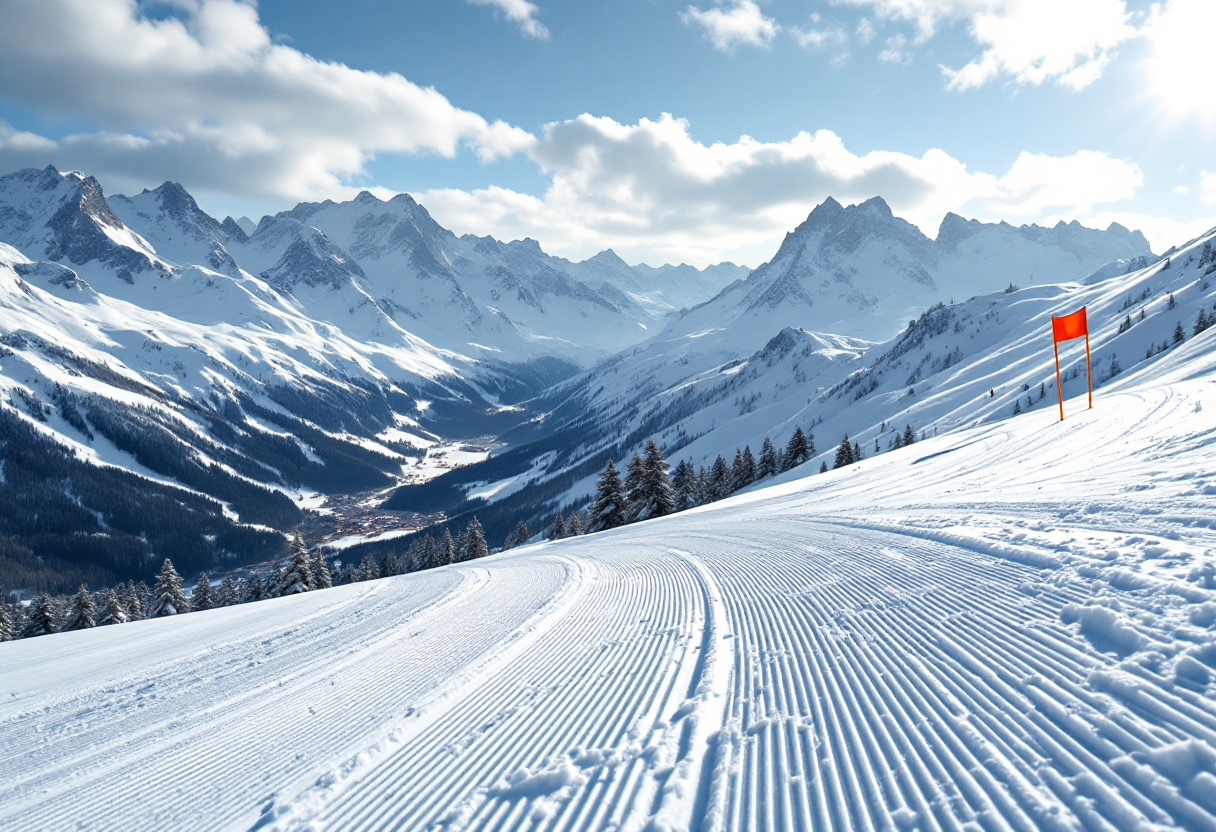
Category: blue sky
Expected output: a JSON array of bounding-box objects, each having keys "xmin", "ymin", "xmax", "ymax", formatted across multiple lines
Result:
[{"xmin": 0, "ymin": 0, "xmax": 1212, "ymax": 266}]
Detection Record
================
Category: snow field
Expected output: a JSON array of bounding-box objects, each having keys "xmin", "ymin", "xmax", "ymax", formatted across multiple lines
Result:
[{"xmin": 1, "ymin": 376, "xmax": 1214, "ymax": 831}]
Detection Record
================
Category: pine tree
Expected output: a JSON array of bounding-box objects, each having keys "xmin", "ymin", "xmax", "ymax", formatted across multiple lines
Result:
[
  {"xmin": 708, "ymin": 455, "xmax": 732, "ymax": 501},
  {"xmin": 672, "ymin": 459, "xmax": 698, "ymax": 511},
  {"xmin": 1195, "ymin": 308, "xmax": 1211, "ymax": 335},
  {"xmin": 266, "ymin": 558, "xmax": 285, "ymax": 597},
  {"xmin": 1168, "ymin": 292, "xmax": 1176, "ymax": 309},
  {"xmin": 507, "ymin": 519, "xmax": 530, "ymax": 548},
  {"xmin": 758, "ymin": 437, "xmax": 778, "ymax": 479},
  {"xmin": 1173, "ymin": 322, "xmax": 1186, "ymax": 344},
  {"xmin": 192, "ymin": 572, "xmax": 214, "ymax": 611},
  {"xmin": 566, "ymin": 512, "xmax": 582, "ymax": 537},
  {"xmin": 741, "ymin": 445, "xmax": 756, "ymax": 486},
  {"xmin": 636, "ymin": 439, "xmax": 675, "ymax": 521},
  {"xmin": 783, "ymin": 427, "xmax": 811, "ymax": 471},
  {"xmin": 833, "ymin": 434, "xmax": 853, "ymax": 469},
  {"xmin": 0, "ymin": 602, "xmax": 11, "ymax": 642},
  {"xmin": 282, "ymin": 534, "xmax": 313, "ymax": 594},
  {"xmin": 819, "ymin": 460, "xmax": 828, "ymax": 473},
  {"xmin": 590, "ymin": 459, "xmax": 628, "ymax": 531},
  {"xmin": 311, "ymin": 551, "xmax": 332, "ymax": 589},
  {"xmin": 99, "ymin": 590, "xmax": 127, "ymax": 626},
  {"xmin": 359, "ymin": 553, "xmax": 380, "ymax": 581},
  {"xmin": 624, "ymin": 451, "xmax": 646, "ymax": 521},
  {"xmin": 442, "ymin": 530, "xmax": 456, "ymax": 565},
  {"xmin": 731, "ymin": 448, "xmax": 746, "ymax": 489},
  {"xmin": 64, "ymin": 585, "xmax": 97, "ymax": 631},
  {"xmin": 1039, "ymin": 383, "xmax": 1046, "ymax": 401},
  {"xmin": 465, "ymin": 517, "xmax": 489, "ymax": 559},
  {"xmin": 696, "ymin": 465, "xmax": 710, "ymax": 505},
  {"xmin": 852, "ymin": 441, "xmax": 862, "ymax": 462},
  {"xmin": 152, "ymin": 559, "xmax": 189, "ymax": 617},
  {"xmin": 136, "ymin": 581, "xmax": 154, "ymax": 617},
  {"xmin": 1013, "ymin": 399, "xmax": 1022, "ymax": 415},
  {"xmin": 243, "ymin": 573, "xmax": 264, "ymax": 602},
  {"xmin": 903, "ymin": 424, "xmax": 916, "ymax": 446},
  {"xmin": 23, "ymin": 593, "xmax": 57, "ymax": 638},
  {"xmin": 123, "ymin": 581, "xmax": 143, "ymax": 621},
  {"xmin": 547, "ymin": 512, "xmax": 567, "ymax": 540},
  {"xmin": 382, "ymin": 552, "xmax": 402, "ymax": 577}
]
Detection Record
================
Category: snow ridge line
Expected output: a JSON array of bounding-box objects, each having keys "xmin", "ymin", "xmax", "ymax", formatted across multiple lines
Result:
[{"xmin": 251, "ymin": 553, "xmax": 597, "ymax": 831}]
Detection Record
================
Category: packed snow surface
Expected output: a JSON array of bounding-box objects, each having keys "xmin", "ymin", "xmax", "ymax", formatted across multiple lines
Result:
[{"xmin": 2, "ymin": 371, "xmax": 1216, "ymax": 830}]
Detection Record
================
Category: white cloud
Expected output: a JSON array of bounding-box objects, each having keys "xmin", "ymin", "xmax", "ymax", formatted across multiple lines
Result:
[
  {"xmin": 1201, "ymin": 171, "xmax": 1216, "ymax": 206},
  {"xmin": 682, "ymin": 1, "xmax": 780, "ymax": 51},
  {"xmin": 0, "ymin": 121, "xmax": 57, "ymax": 154},
  {"xmin": 1174, "ymin": 185, "xmax": 1190, "ymax": 195},
  {"xmin": 845, "ymin": 0, "xmax": 1137, "ymax": 90},
  {"xmin": 1141, "ymin": 0, "xmax": 1216, "ymax": 130},
  {"xmin": 878, "ymin": 34, "xmax": 912, "ymax": 63},
  {"xmin": 417, "ymin": 113, "xmax": 1152, "ymax": 266},
  {"xmin": 0, "ymin": 0, "xmax": 534, "ymax": 203},
  {"xmin": 792, "ymin": 14, "xmax": 849, "ymax": 51},
  {"xmin": 856, "ymin": 17, "xmax": 877, "ymax": 44},
  {"xmin": 467, "ymin": 0, "xmax": 549, "ymax": 40}
]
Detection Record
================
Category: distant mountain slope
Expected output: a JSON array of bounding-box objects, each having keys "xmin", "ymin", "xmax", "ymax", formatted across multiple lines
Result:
[
  {"xmin": 556, "ymin": 249, "xmax": 749, "ymax": 315},
  {"xmin": 673, "ymin": 196, "xmax": 1153, "ymax": 346},
  {"xmin": 387, "ymin": 220, "xmax": 1206, "ymax": 550},
  {"xmin": 0, "ymin": 164, "xmax": 752, "ymax": 589}
]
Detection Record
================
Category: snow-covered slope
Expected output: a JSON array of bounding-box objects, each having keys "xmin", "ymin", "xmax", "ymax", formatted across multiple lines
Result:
[
  {"xmin": 3, "ymin": 329, "xmax": 1214, "ymax": 831},
  {"xmin": 0, "ymin": 164, "xmax": 754, "ymax": 589},
  {"xmin": 395, "ymin": 223, "xmax": 1207, "ymax": 542}
]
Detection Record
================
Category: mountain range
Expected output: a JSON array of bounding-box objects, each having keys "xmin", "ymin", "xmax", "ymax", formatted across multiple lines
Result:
[{"xmin": 0, "ymin": 163, "xmax": 1168, "ymax": 590}]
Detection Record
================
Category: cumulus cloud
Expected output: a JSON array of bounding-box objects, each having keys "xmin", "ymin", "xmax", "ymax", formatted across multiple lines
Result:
[
  {"xmin": 844, "ymin": 0, "xmax": 1137, "ymax": 90},
  {"xmin": 467, "ymin": 0, "xmax": 549, "ymax": 40},
  {"xmin": 417, "ymin": 113, "xmax": 1150, "ymax": 266},
  {"xmin": 0, "ymin": 0, "xmax": 534, "ymax": 203},
  {"xmin": 682, "ymin": 1, "xmax": 780, "ymax": 51}
]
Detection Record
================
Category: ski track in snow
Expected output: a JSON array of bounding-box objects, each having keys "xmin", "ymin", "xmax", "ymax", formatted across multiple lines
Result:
[{"xmin": 2, "ymin": 380, "xmax": 1215, "ymax": 831}]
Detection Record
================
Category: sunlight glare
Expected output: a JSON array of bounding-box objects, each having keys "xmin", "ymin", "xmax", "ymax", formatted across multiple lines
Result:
[{"xmin": 1143, "ymin": 0, "xmax": 1216, "ymax": 132}]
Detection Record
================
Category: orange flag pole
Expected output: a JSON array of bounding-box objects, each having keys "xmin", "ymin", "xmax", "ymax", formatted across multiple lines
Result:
[
  {"xmin": 1054, "ymin": 340, "xmax": 1064, "ymax": 421},
  {"xmin": 1084, "ymin": 331, "xmax": 1093, "ymax": 410},
  {"xmin": 1051, "ymin": 306, "xmax": 1090, "ymax": 423}
]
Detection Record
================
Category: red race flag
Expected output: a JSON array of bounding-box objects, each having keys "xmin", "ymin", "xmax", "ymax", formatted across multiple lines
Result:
[
  {"xmin": 1049, "ymin": 306, "xmax": 1092, "ymax": 420},
  {"xmin": 1051, "ymin": 307, "xmax": 1088, "ymax": 342}
]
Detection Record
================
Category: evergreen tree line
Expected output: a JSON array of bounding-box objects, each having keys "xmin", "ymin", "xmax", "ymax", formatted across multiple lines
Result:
[
  {"xmin": 499, "ymin": 421, "xmax": 921, "ymax": 546},
  {"xmin": 519, "ymin": 428, "xmax": 824, "ymax": 540},
  {"xmin": 1, "ymin": 516, "xmax": 495, "ymax": 642}
]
